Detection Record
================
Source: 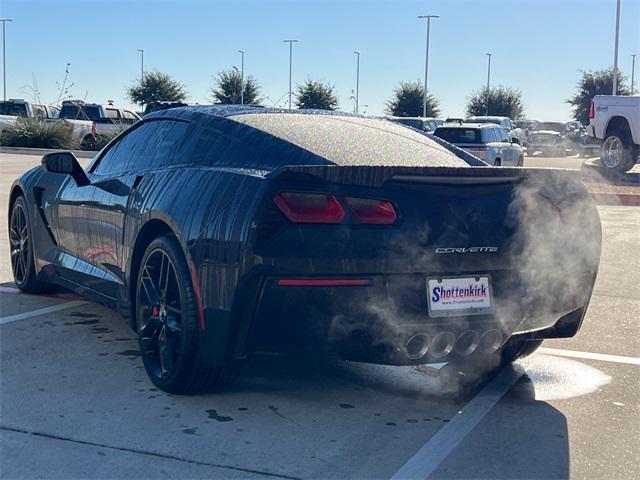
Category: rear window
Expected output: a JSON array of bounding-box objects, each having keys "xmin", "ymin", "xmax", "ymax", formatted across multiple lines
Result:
[
  {"xmin": 59, "ymin": 105, "xmax": 102, "ymax": 121},
  {"xmin": 230, "ymin": 114, "xmax": 470, "ymax": 167},
  {"xmin": 433, "ymin": 127, "xmax": 481, "ymax": 144},
  {"xmin": 0, "ymin": 102, "xmax": 28, "ymax": 117}
]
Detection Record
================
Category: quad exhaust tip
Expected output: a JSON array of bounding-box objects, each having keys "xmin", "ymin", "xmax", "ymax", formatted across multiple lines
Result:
[
  {"xmin": 478, "ymin": 329, "xmax": 503, "ymax": 354},
  {"xmin": 430, "ymin": 332, "xmax": 456, "ymax": 359},
  {"xmin": 454, "ymin": 330, "xmax": 480, "ymax": 356},
  {"xmin": 405, "ymin": 333, "xmax": 430, "ymax": 360}
]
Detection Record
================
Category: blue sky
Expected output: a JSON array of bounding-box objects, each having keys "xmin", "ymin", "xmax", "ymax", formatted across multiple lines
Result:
[{"xmin": 2, "ymin": 0, "xmax": 639, "ymax": 120}]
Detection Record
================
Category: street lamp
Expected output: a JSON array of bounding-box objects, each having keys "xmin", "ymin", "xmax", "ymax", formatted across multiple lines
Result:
[
  {"xmin": 1, "ymin": 18, "xmax": 13, "ymax": 102},
  {"xmin": 354, "ymin": 50, "xmax": 360, "ymax": 114},
  {"xmin": 238, "ymin": 49, "xmax": 245, "ymax": 105},
  {"xmin": 631, "ymin": 53, "xmax": 637, "ymax": 95},
  {"xmin": 283, "ymin": 40, "xmax": 299, "ymax": 110},
  {"xmin": 137, "ymin": 49, "xmax": 144, "ymax": 82},
  {"xmin": 485, "ymin": 53, "xmax": 492, "ymax": 115},
  {"xmin": 417, "ymin": 15, "xmax": 439, "ymax": 118},
  {"xmin": 612, "ymin": 0, "xmax": 621, "ymax": 95}
]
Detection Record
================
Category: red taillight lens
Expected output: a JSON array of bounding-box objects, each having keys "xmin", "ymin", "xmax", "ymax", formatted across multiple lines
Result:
[
  {"xmin": 273, "ymin": 192, "xmax": 345, "ymax": 224},
  {"xmin": 346, "ymin": 197, "xmax": 397, "ymax": 225},
  {"xmin": 589, "ymin": 100, "xmax": 595, "ymax": 119}
]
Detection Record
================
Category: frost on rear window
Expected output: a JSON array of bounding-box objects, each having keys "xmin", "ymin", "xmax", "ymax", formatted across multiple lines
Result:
[{"xmin": 229, "ymin": 113, "xmax": 470, "ymax": 167}]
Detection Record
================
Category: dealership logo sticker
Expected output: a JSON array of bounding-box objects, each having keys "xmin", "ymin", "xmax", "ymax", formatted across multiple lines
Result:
[{"xmin": 427, "ymin": 276, "xmax": 492, "ymax": 316}]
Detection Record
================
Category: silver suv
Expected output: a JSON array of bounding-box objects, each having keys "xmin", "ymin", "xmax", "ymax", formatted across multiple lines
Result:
[{"xmin": 433, "ymin": 123, "xmax": 524, "ymax": 166}]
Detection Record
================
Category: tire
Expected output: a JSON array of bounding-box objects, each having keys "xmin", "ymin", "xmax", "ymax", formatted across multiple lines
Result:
[
  {"xmin": 135, "ymin": 234, "xmax": 237, "ymax": 394},
  {"xmin": 494, "ymin": 159, "xmax": 501, "ymax": 166},
  {"xmin": 9, "ymin": 196, "xmax": 48, "ymax": 294},
  {"xmin": 601, "ymin": 131, "xmax": 637, "ymax": 173},
  {"xmin": 80, "ymin": 135, "xmax": 97, "ymax": 151},
  {"xmin": 500, "ymin": 337, "xmax": 542, "ymax": 364}
]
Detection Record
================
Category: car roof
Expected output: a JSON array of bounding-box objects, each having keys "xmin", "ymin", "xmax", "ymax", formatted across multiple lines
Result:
[
  {"xmin": 144, "ymin": 104, "xmax": 352, "ymax": 122},
  {"xmin": 436, "ymin": 123, "xmax": 493, "ymax": 129}
]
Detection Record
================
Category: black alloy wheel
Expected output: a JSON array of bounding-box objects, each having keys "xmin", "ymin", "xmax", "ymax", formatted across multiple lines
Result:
[
  {"xmin": 9, "ymin": 196, "xmax": 47, "ymax": 293},
  {"xmin": 135, "ymin": 235, "xmax": 237, "ymax": 394},
  {"xmin": 137, "ymin": 246, "xmax": 183, "ymax": 380}
]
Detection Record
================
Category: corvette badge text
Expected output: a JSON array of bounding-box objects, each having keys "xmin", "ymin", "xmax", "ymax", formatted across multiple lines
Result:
[{"xmin": 434, "ymin": 247, "xmax": 498, "ymax": 254}]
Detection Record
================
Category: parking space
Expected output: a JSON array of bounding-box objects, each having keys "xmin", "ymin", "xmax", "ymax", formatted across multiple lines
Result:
[{"xmin": 1, "ymin": 152, "xmax": 639, "ymax": 479}]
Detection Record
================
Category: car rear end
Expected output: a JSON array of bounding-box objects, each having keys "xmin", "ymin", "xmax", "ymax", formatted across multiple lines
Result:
[
  {"xmin": 243, "ymin": 165, "xmax": 601, "ymax": 365},
  {"xmin": 433, "ymin": 125, "xmax": 490, "ymax": 161}
]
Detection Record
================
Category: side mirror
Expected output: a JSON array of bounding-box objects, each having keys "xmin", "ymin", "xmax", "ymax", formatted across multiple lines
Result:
[
  {"xmin": 511, "ymin": 137, "xmax": 521, "ymax": 145},
  {"xmin": 41, "ymin": 152, "xmax": 89, "ymax": 186}
]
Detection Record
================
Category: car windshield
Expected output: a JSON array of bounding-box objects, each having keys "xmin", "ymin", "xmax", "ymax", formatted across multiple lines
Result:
[
  {"xmin": 0, "ymin": 102, "xmax": 28, "ymax": 117},
  {"xmin": 433, "ymin": 127, "xmax": 481, "ymax": 144},
  {"xmin": 59, "ymin": 104, "xmax": 102, "ymax": 121},
  {"xmin": 393, "ymin": 118, "xmax": 423, "ymax": 129}
]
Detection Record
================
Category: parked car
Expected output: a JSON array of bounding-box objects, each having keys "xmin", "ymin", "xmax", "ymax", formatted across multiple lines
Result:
[
  {"xmin": 59, "ymin": 100, "xmax": 141, "ymax": 147},
  {"xmin": 526, "ymin": 129, "xmax": 567, "ymax": 157},
  {"xmin": 464, "ymin": 116, "xmax": 526, "ymax": 145},
  {"xmin": 0, "ymin": 99, "xmax": 95, "ymax": 149},
  {"xmin": 588, "ymin": 95, "xmax": 640, "ymax": 172},
  {"xmin": 433, "ymin": 123, "xmax": 524, "ymax": 166},
  {"xmin": 8, "ymin": 106, "xmax": 601, "ymax": 393},
  {"xmin": 387, "ymin": 116, "xmax": 441, "ymax": 132}
]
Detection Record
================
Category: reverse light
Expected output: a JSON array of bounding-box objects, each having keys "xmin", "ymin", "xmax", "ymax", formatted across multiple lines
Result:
[
  {"xmin": 346, "ymin": 197, "xmax": 397, "ymax": 225},
  {"xmin": 274, "ymin": 192, "xmax": 345, "ymax": 224}
]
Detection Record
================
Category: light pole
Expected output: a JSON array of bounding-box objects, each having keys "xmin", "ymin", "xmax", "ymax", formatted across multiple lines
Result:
[
  {"xmin": 283, "ymin": 39, "xmax": 299, "ymax": 110},
  {"xmin": 354, "ymin": 50, "xmax": 360, "ymax": 114},
  {"xmin": 1, "ymin": 19, "xmax": 13, "ymax": 102},
  {"xmin": 612, "ymin": 0, "xmax": 621, "ymax": 94},
  {"xmin": 417, "ymin": 15, "xmax": 439, "ymax": 118},
  {"xmin": 137, "ymin": 49, "xmax": 144, "ymax": 82},
  {"xmin": 631, "ymin": 53, "xmax": 637, "ymax": 95},
  {"xmin": 238, "ymin": 49, "xmax": 245, "ymax": 105},
  {"xmin": 485, "ymin": 52, "xmax": 492, "ymax": 115}
]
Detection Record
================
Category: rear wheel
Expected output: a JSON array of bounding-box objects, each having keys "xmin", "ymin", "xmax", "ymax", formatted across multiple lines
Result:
[
  {"xmin": 9, "ymin": 196, "xmax": 48, "ymax": 294},
  {"xmin": 135, "ymin": 235, "xmax": 236, "ymax": 394},
  {"xmin": 601, "ymin": 131, "xmax": 637, "ymax": 173}
]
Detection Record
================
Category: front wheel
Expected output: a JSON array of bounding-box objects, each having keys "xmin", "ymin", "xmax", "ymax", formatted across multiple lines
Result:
[
  {"xmin": 9, "ymin": 196, "xmax": 48, "ymax": 293},
  {"xmin": 135, "ymin": 235, "xmax": 237, "ymax": 394},
  {"xmin": 601, "ymin": 132, "xmax": 637, "ymax": 173},
  {"xmin": 494, "ymin": 159, "xmax": 502, "ymax": 166}
]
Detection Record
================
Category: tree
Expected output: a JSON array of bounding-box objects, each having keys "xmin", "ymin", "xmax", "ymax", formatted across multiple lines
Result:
[
  {"xmin": 465, "ymin": 85, "xmax": 524, "ymax": 118},
  {"xmin": 295, "ymin": 79, "xmax": 339, "ymax": 110},
  {"xmin": 566, "ymin": 68, "xmax": 629, "ymax": 125},
  {"xmin": 127, "ymin": 71, "xmax": 187, "ymax": 107},
  {"xmin": 211, "ymin": 69, "xmax": 261, "ymax": 105},
  {"xmin": 385, "ymin": 81, "xmax": 440, "ymax": 118}
]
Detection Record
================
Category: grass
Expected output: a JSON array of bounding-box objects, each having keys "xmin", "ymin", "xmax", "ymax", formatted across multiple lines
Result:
[{"xmin": 0, "ymin": 117, "xmax": 76, "ymax": 149}]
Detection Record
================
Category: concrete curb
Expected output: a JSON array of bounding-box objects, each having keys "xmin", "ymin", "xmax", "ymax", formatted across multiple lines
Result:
[{"xmin": 0, "ymin": 146, "xmax": 96, "ymax": 159}]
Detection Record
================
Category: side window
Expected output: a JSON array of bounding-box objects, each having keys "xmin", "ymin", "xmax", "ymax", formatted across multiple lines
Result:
[
  {"xmin": 105, "ymin": 108, "xmax": 120, "ymax": 119},
  {"xmin": 496, "ymin": 128, "xmax": 509, "ymax": 143},
  {"xmin": 122, "ymin": 110, "xmax": 139, "ymax": 125},
  {"xmin": 92, "ymin": 120, "xmax": 194, "ymax": 175},
  {"xmin": 481, "ymin": 129, "xmax": 492, "ymax": 143}
]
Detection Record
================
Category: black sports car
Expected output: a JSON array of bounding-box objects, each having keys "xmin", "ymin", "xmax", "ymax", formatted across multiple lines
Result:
[{"xmin": 8, "ymin": 106, "xmax": 602, "ymax": 394}]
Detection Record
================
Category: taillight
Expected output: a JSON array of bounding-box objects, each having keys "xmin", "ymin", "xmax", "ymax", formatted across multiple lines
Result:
[
  {"xmin": 273, "ymin": 192, "xmax": 345, "ymax": 224},
  {"xmin": 589, "ymin": 100, "xmax": 595, "ymax": 119},
  {"xmin": 346, "ymin": 197, "xmax": 397, "ymax": 224}
]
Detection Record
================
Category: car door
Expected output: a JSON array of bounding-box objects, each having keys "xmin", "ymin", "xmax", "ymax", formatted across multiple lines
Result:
[
  {"xmin": 52, "ymin": 119, "xmax": 188, "ymax": 299},
  {"xmin": 495, "ymin": 127, "xmax": 517, "ymax": 165}
]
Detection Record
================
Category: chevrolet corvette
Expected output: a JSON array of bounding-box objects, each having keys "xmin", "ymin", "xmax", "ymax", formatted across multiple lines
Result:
[{"xmin": 8, "ymin": 106, "xmax": 602, "ymax": 393}]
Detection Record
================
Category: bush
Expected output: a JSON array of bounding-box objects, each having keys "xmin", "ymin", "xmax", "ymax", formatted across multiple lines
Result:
[{"xmin": 0, "ymin": 118, "xmax": 75, "ymax": 149}]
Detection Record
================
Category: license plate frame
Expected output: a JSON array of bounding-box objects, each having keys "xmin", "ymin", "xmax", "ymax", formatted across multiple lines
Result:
[{"xmin": 427, "ymin": 275, "xmax": 494, "ymax": 318}]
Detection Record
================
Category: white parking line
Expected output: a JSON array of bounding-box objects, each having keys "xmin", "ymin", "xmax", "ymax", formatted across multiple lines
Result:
[
  {"xmin": 390, "ymin": 367, "xmax": 523, "ymax": 480},
  {"xmin": 538, "ymin": 347, "xmax": 640, "ymax": 366},
  {"xmin": 0, "ymin": 301, "xmax": 89, "ymax": 325}
]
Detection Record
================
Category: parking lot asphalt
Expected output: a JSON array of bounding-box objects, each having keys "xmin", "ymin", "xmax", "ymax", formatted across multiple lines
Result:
[{"xmin": 1, "ymin": 152, "xmax": 639, "ymax": 479}]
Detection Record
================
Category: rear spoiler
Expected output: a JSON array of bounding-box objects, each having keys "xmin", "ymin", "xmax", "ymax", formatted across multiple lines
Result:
[{"xmin": 268, "ymin": 165, "xmax": 584, "ymax": 189}]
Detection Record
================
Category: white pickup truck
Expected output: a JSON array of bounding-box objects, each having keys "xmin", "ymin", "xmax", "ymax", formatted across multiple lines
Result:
[
  {"xmin": 588, "ymin": 95, "xmax": 640, "ymax": 172},
  {"xmin": 0, "ymin": 99, "xmax": 96, "ymax": 149}
]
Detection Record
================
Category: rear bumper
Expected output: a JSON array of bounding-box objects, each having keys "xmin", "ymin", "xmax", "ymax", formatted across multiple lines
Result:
[{"xmin": 232, "ymin": 273, "xmax": 586, "ymax": 365}]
